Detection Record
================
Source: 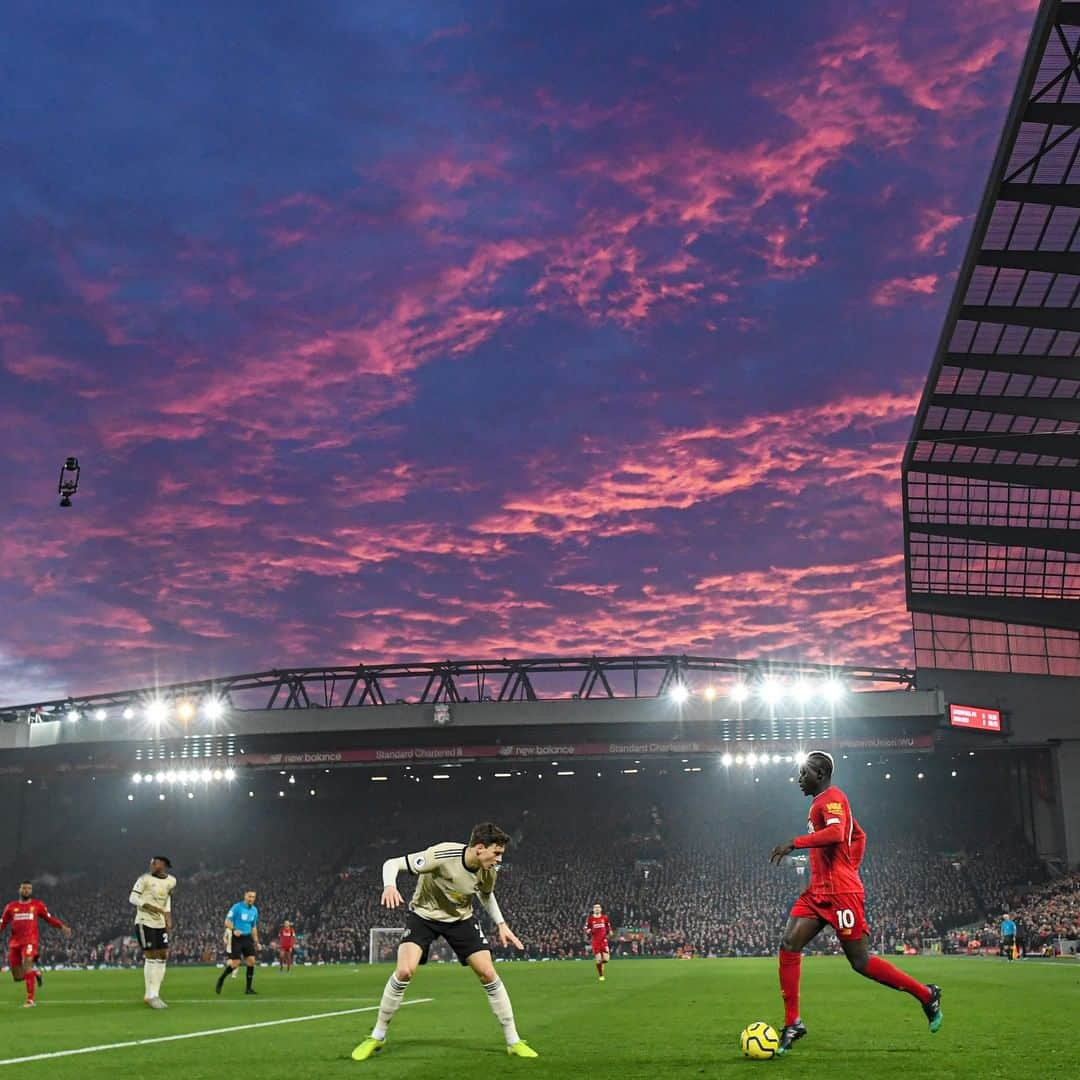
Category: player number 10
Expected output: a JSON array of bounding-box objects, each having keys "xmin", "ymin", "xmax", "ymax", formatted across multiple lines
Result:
[{"xmin": 835, "ymin": 909, "xmax": 856, "ymax": 930}]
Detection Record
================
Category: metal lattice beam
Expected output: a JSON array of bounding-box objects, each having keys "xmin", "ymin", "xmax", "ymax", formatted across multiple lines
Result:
[{"xmin": 0, "ymin": 654, "xmax": 915, "ymax": 723}]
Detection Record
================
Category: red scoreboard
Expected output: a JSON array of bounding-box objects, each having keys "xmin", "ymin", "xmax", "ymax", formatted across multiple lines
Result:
[{"xmin": 948, "ymin": 704, "xmax": 1002, "ymax": 733}]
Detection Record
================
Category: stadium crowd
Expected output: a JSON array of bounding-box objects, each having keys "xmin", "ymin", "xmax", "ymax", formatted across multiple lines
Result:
[{"xmin": 4, "ymin": 766, "xmax": 1072, "ymax": 967}]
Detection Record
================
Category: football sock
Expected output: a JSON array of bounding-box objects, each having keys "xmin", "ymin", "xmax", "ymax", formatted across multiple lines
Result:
[
  {"xmin": 861, "ymin": 956, "xmax": 931, "ymax": 1005},
  {"xmin": 596, "ymin": 961, "xmax": 604, "ymax": 977},
  {"xmin": 143, "ymin": 959, "xmax": 155, "ymax": 998},
  {"xmin": 483, "ymin": 977, "xmax": 520, "ymax": 1045},
  {"xmin": 216, "ymin": 966, "xmax": 228, "ymax": 989},
  {"xmin": 778, "ymin": 949, "xmax": 802, "ymax": 1026},
  {"xmin": 148, "ymin": 958, "xmax": 167, "ymax": 997},
  {"xmin": 24, "ymin": 972, "xmax": 36, "ymax": 1003},
  {"xmin": 246, "ymin": 965, "xmax": 254, "ymax": 990},
  {"xmin": 372, "ymin": 974, "xmax": 409, "ymax": 1038}
]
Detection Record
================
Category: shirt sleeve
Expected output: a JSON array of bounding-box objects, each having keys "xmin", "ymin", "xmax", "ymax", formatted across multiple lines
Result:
[
  {"xmin": 36, "ymin": 901, "xmax": 65, "ymax": 929},
  {"xmin": 128, "ymin": 876, "xmax": 145, "ymax": 907},
  {"xmin": 405, "ymin": 846, "xmax": 440, "ymax": 875},
  {"xmin": 792, "ymin": 797, "xmax": 847, "ymax": 849}
]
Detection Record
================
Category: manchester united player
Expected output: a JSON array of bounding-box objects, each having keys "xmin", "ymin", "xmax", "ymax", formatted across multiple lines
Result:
[
  {"xmin": 278, "ymin": 920, "xmax": 296, "ymax": 972},
  {"xmin": 350, "ymin": 822, "xmax": 538, "ymax": 1061},
  {"xmin": 769, "ymin": 752, "xmax": 943, "ymax": 1054},
  {"xmin": 0, "ymin": 880, "xmax": 72, "ymax": 1008},
  {"xmin": 129, "ymin": 856, "xmax": 176, "ymax": 1009},
  {"xmin": 585, "ymin": 904, "xmax": 613, "ymax": 981}
]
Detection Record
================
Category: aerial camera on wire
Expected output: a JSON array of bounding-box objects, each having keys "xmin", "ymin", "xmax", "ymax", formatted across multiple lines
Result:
[{"xmin": 58, "ymin": 457, "xmax": 80, "ymax": 508}]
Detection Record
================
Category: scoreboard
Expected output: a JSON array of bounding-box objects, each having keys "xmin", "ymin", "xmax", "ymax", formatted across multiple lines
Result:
[{"xmin": 948, "ymin": 703, "xmax": 1002, "ymax": 733}]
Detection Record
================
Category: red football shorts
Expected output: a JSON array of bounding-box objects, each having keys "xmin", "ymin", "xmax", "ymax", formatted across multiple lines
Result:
[
  {"xmin": 591, "ymin": 938, "xmax": 610, "ymax": 955},
  {"xmin": 7, "ymin": 941, "xmax": 38, "ymax": 970},
  {"xmin": 789, "ymin": 890, "xmax": 869, "ymax": 940}
]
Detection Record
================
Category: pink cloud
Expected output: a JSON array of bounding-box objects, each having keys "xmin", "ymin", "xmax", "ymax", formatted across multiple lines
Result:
[
  {"xmin": 871, "ymin": 273, "xmax": 940, "ymax": 307},
  {"xmin": 913, "ymin": 208, "xmax": 965, "ymax": 256}
]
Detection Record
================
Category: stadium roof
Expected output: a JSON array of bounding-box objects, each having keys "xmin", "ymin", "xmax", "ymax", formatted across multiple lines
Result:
[{"xmin": 903, "ymin": 0, "xmax": 1080, "ymax": 640}]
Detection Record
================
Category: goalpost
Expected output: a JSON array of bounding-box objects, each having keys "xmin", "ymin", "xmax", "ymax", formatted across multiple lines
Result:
[{"xmin": 369, "ymin": 927, "xmax": 405, "ymax": 964}]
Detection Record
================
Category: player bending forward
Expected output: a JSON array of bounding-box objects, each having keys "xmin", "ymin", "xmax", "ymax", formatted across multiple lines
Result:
[
  {"xmin": 351, "ymin": 822, "xmax": 538, "ymax": 1061},
  {"xmin": 769, "ymin": 752, "xmax": 943, "ymax": 1054},
  {"xmin": 585, "ymin": 904, "xmax": 613, "ymax": 981},
  {"xmin": 0, "ymin": 880, "xmax": 72, "ymax": 1007}
]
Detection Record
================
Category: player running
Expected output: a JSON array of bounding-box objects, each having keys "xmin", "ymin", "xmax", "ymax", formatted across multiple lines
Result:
[
  {"xmin": 0, "ymin": 881, "xmax": 72, "ymax": 1008},
  {"xmin": 351, "ymin": 822, "xmax": 538, "ymax": 1061},
  {"xmin": 769, "ymin": 752, "xmax": 942, "ymax": 1054},
  {"xmin": 129, "ymin": 856, "xmax": 176, "ymax": 1009},
  {"xmin": 585, "ymin": 904, "xmax": 613, "ymax": 981},
  {"xmin": 278, "ymin": 920, "xmax": 296, "ymax": 972},
  {"xmin": 215, "ymin": 890, "xmax": 260, "ymax": 995}
]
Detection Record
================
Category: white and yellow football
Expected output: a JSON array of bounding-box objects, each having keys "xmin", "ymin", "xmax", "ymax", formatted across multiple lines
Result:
[{"xmin": 740, "ymin": 1021, "xmax": 780, "ymax": 1060}]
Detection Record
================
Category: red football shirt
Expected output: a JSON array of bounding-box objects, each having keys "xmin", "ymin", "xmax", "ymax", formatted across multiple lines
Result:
[
  {"xmin": 792, "ymin": 785, "xmax": 866, "ymax": 895},
  {"xmin": 280, "ymin": 927, "xmax": 296, "ymax": 949},
  {"xmin": 586, "ymin": 915, "xmax": 613, "ymax": 941},
  {"xmin": 0, "ymin": 900, "xmax": 63, "ymax": 946}
]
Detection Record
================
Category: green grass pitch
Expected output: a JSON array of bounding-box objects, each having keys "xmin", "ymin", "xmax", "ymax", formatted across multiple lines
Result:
[{"xmin": 0, "ymin": 958, "xmax": 1076, "ymax": 1078}]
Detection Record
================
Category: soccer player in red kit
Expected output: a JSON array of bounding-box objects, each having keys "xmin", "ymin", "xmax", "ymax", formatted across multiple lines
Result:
[
  {"xmin": 585, "ymin": 904, "xmax": 613, "ymax": 981},
  {"xmin": 0, "ymin": 881, "xmax": 72, "ymax": 1008},
  {"xmin": 769, "ymin": 752, "xmax": 942, "ymax": 1054},
  {"xmin": 279, "ymin": 920, "xmax": 296, "ymax": 972}
]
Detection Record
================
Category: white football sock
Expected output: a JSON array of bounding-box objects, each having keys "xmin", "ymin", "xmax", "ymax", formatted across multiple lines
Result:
[
  {"xmin": 372, "ymin": 974, "xmax": 409, "ymax": 1038},
  {"xmin": 483, "ymin": 977, "xmax": 520, "ymax": 1045},
  {"xmin": 153, "ymin": 958, "xmax": 168, "ymax": 996},
  {"xmin": 143, "ymin": 959, "xmax": 154, "ymax": 998}
]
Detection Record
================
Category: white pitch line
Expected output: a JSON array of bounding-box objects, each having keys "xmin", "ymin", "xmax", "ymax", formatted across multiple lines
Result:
[
  {"xmin": 23, "ymin": 997, "xmax": 380, "ymax": 1005},
  {"xmin": 0, "ymin": 998, "xmax": 433, "ymax": 1067}
]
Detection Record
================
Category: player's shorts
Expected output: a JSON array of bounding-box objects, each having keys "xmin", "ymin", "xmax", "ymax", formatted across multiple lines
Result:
[
  {"xmin": 136, "ymin": 924, "xmax": 170, "ymax": 952},
  {"xmin": 1002, "ymin": 934, "xmax": 1016, "ymax": 952},
  {"xmin": 789, "ymin": 890, "xmax": 869, "ymax": 941},
  {"xmin": 7, "ymin": 941, "xmax": 37, "ymax": 970},
  {"xmin": 401, "ymin": 910, "xmax": 489, "ymax": 966},
  {"xmin": 280, "ymin": 945, "xmax": 294, "ymax": 955},
  {"xmin": 229, "ymin": 934, "xmax": 257, "ymax": 960},
  {"xmin": 591, "ymin": 938, "xmax": 610, "ymax": 955}
]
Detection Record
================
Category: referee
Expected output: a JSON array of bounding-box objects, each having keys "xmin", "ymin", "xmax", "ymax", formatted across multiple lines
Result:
[{"xmin": 215, "ymin": 889, "xmax": 260, "ymax": 995}]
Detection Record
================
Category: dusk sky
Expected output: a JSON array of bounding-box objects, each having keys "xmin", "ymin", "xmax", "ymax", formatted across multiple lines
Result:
[{"xmin": 0, "ymin": 0, "xmax": 1040, "ymax": 704}]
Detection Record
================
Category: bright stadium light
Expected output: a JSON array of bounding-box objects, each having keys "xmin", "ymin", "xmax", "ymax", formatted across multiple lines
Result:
[
  {"xmin": 746, "ymin": 753, "xmax": 758, "ymax": 768},
  {"xmin": 794, "ymin": 751, "xmax": 809, "ymax": 766},
  {"xmin": 669, "ymin": 684, "xmax": 690, "ymax": 705},
  {"xmin": 200, "ymin": 768, "xmax": 212, "ymax": 782},
  {"xmin": 132, "ymin": 773, "xmax": 142, "ymax": 784},
  {"xmin": 187, "ymin": 791, "xmax": 194, "ymax": 799},
  {"xmin": 734, "ymin": 754, "xmax": 744, "ymax": 765},
  {"xmin": 166, "ymin": 771, "xmax": 177, "ymax": 783},
  {"xmin": 703, "ymin": 686, "xmax": 717, "ymax": 702},
  {"xmin": 822, "ymin": 677, "xmax": 846, "ymax": 703},
  {"xmin": 176, "ymin": 700, "xmax": 195, "ymax": 721},
  {"xmin": 94, "ymin": 708, "xmax": 107, "ymax": 721},
  {"xmin": 224, "ymin": 768, "xmax": 236, "ymax": 781},
  {"xmin": 213, "ymin": 769, "xmax": 223, "ymax": 781},
  {"xmin": 772, "ymin": 754, "xmax": 783, "ymax": 765},
  {"xmin": 729, "ymin": 682, "xmax": 749, "ymax": 703},
  {"xmin": 146, "ymin": 699, "xmax": 168, "ymax": 724},
  {"xmin": 721, "ymin": 753, "xmax": 734, "ymax": 767},
  {"xmin": 66, "ymin": 708, "xmax": 80, "ymax": 722},
  {"xmin": 759, "ymin": 679, "xmax": 783, "ymax": 706},
  {"xmin": 792, "ymin": 679, "xmax": 813, "ymax": 705},
  {"xmin": 122, "ymin": 707, "xmax": 135, "ymax": 721},
  {"xmin": 203, "ymin": 697, "xmax": 225, "ymax": 722}
]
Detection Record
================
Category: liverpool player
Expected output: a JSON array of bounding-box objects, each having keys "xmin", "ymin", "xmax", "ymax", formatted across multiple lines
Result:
[
  {"xmin": 769, "ymin": 752, "xmax": 943, "ymax": 1054},
  {"xmin": 350, "ymin": 822, "xmax": 538, "ymax": 1061},
  {"xmin": 279, "ymin": 920, "xmax": 296, "ymax": 972},
  {"xmin": 585, "ymin": 904, "xmax": 613, "ymax": 981},
  {"xmin": 0, "ymin": 880, "xmax": 72, "ymax": 1008}
]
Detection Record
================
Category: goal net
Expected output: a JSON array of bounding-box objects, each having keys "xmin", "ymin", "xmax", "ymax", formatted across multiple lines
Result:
[
  {"xmin": 368, "ymin": 926, "xmax": 455, "ymax": 963},
  {"xmin": 369, "ymin": 928, "xmax": 404, "ymax": 964}
]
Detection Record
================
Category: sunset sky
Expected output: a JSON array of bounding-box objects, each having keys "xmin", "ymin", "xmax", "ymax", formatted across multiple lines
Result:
[{"xmin": 0, "ymin": 0, "xmax": 1041, "ymax": 703}]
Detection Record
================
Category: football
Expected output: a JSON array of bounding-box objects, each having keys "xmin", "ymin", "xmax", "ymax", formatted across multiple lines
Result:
[{"xmin": 740, "ymin": 1021, "xmax": 780, "ymax": 1060}]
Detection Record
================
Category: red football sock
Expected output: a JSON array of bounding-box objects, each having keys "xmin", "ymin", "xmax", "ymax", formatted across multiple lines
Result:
[
  {"xmin": 862, "ymin": 956, "xmax": 930, "ymax": 1004},
  {"xmin": 778, "ymin": 950, "xmax": 801, "ymax": 1025},
  {"xmin": 596, "ymin": 961, "xmax": 604, "ymax": 977},
  {"xmin": 25, "ymin": 972, "xmax": 37, "ymax": 1003}
]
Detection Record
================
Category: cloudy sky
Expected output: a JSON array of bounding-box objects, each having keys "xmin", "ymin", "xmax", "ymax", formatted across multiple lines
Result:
[{"xmin": 0, "ymin": 0, "xmax": 1040, "ymax": 702}]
